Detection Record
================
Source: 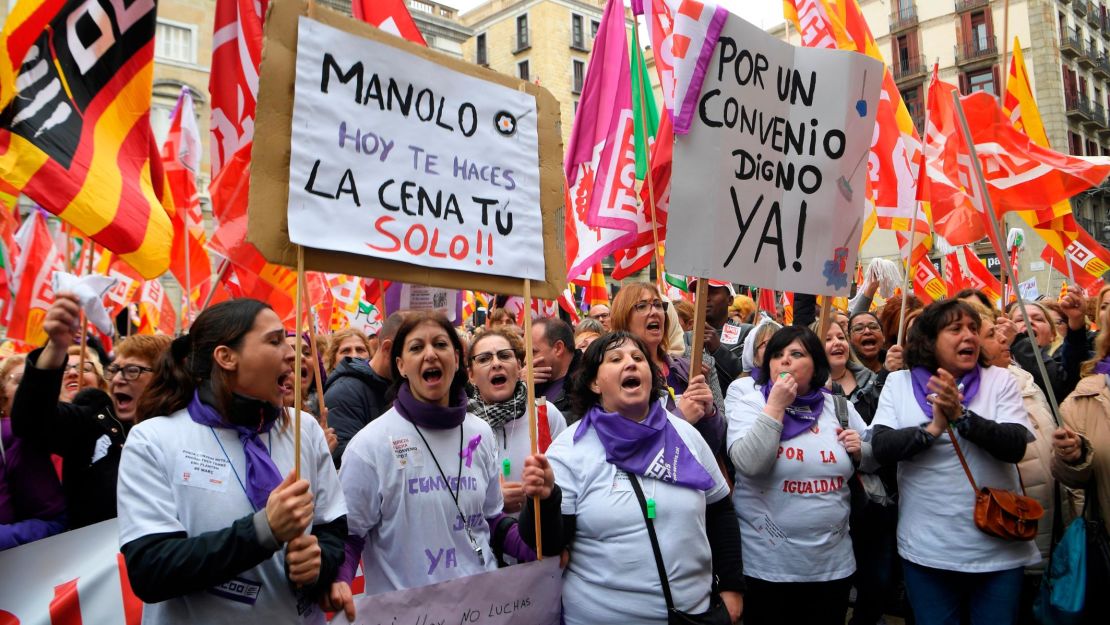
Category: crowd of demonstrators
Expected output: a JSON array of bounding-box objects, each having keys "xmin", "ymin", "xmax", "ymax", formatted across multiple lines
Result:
[{"xmin": 9, "ymin": 276, "xmax": 1110, "ymax": 625}]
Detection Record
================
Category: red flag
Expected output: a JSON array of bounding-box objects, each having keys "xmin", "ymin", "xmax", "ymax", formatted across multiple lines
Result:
[
  {"xmin": 1040, "ymin": 225, "xmax": 1110, "ymax": 296},
  {"xmin": 536, "ymin": 402, "xmax": 552, "ymax": 454},
  {"xmin": 944, "ymin": 247, "xmax": 1002, "ymax": 304},
  {"xmin": 161, "ymin": 88, "xmax": 212, "ymax": 311},
  {"xmin": 758, "ymin": 287, "xmax": 777, "ymax": 316},
  {"xmin": 6, "ymin": 211, "xmax": 65, "ymax": 343},
  {"xmin": 921, "ymin": 77, "xmax": 1110, "ymax": 247},
  {"xmin": 557, "ymin": 287, "xmax": 581, "ymax": 325},
  {"xmin": 351, "ymin": 0, "xmax": 427, "ymax": 45},
  {"xmin": 137, "ymin": 280, "xmax": 177, "ymax": 335}
]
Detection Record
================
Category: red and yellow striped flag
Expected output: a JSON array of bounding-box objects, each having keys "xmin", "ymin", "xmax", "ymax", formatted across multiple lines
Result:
[{"xmin": 0, "ymin": 0, "xmax": 172, "ymax": 279}]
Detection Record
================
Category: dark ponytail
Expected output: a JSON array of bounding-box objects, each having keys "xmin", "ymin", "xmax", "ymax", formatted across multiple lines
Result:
[{"xmin": 135, "ymin": 299, "xmax": 272, "ymax": 422}]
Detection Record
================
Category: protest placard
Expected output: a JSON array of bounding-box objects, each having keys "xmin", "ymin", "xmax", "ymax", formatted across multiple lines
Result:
[
  {"xmin": 249, "ymin": 0, "xmax": 566, "ymax": 299},
  {"xmin": 331, "ymin": 558, "xmax": 562, "ymax": 625},
  {"xmin": 665, "ymin": 14, "xmax": 882, "ymax": 296}
]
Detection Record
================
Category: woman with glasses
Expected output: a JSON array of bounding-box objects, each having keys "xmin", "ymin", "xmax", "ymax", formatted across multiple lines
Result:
[
  {"xmin": 611, "ymin": 282, "xmax": 725, "ymax": 451},
  {"xmin": 328, "ymin": 313, "xmax": 559, "ymax": 619},
  {"xmin": 1007, "ymin": 292, "xmax": 1092, "ymax": 402},
  {"xmin": 871, "ymin": 300, "xmax": 1038, "ymax": 625},
  {"xmin": 727, "ymin": 325, "xmax": 874, "ymax": 625},
  {"xmin": 1, "ymin": 355, "xmax": 66, "ymax": 551},
  {"xmin": 467, "ymin": 328, "xmax": 566, "ymax": 522},
  {"xmin": 847, "ymin": 312, "xmax": 886, "ymax": 374},
  {"xmin": 10, "ymin": 296, "xmax": 169, "ymax": 529}
]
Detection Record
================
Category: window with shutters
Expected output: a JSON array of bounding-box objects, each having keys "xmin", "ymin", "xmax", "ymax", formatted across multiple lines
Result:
[
  {"xmin": 476, "ymin": 33, "xmax": 487, "ymax": 65},
  {"xmin": 572, "ymin": 59, "xmax": 585, "ymax": 94},
  {"xmin": 518, "ymin": 60, "xmax": 530, "ymax": 81},
  {"xmin": 155, "ymin": 20, "xmax": 197, "ymax": 64},
  {"xmin": 515, "ymin": 14, "xmax": 530, "ymax": 52},
  {"xmin": 572, "ymin": 14, "xmax": 586, "ymax": 50}
]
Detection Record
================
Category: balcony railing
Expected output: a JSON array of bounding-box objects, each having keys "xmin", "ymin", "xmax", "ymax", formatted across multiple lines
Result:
[
  {"xmin": 1080, "ymin": 44, "xmax": 1099, "ymax": 66},
  {"xmin": 954, "ymin": 37, "xmax": 998, "ymax": 65},
  {"xmin": 889, "ymin": 6, "xmax": 918, "ymax": 32},
  {"xmin": 513, "ymin": 29, "xmax": 531, "ymax": 53},
  {"xmin": 893, "ymin": 54, "xmax": 928, "ymax": 82},
  {"xmin": 1096, "ymin": 54, "xmax": 1110, "ymax": 76},
  {"xmin": 1066, "ymin": 92, "xmax": 1094, "ymax": 120},
  {"xmin": 955, "ymin": 0, "xmax": 989, "ymax": 12},
  {"xmin": 1076, "ymin": 0, "xmax": 1088, "ymax": 17},
  {"xmin": 1090, "ymin": 1, "xmax": 1102, "ymax": 25},
  {"xmin": 1062, "ymin": 27, "xmax": 1085, "ymax": 56}
]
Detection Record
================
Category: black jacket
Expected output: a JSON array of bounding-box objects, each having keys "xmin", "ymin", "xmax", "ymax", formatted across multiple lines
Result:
[
  {"xmin": 323, "ymin": 357, "xmax": 390, "ymax": 467},
  {"xmin": 11, "ymin": 348, "xmax": 125, "ymax": 529}
]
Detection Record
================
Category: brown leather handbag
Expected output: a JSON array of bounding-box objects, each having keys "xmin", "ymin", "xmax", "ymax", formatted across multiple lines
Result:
[{"xmin": 948, "ymin": 426, "xmax": 1044, "ymax": 541}]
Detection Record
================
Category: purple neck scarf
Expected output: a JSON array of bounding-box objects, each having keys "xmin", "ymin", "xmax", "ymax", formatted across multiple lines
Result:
[
  {"xmin": 187, "ymin": 390, "xmax": 282, "ymax": 512},
  {"xmin": 760, "ymin": 380, "xmax": 828, "ymax": 441},
  {"xmin": 574, "ymin": 401, "xmax": 715, "ymax": 491},
  {"xmin": 909, "ymin": 366, "xmax": 982, "ymax": 420},
  {"xmin": 1093, "ymin": 357, "xmax": 1110, "ymax": 375},
  {"xmin": 394, "ymin": 382, "xmax": 468, "ymax": 430}
]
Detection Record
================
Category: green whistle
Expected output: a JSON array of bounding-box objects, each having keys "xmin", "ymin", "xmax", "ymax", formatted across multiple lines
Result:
[
  {"xmin": 502, "ymin": 458, "xmax": 511, "ymax": 478},
  {"xmin": 646, "ymin": 498, "xmax": 657, "ymax": 519}
]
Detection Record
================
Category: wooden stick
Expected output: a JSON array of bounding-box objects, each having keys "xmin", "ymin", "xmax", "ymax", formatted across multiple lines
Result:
[
  {"xmin": 1000, "ymin": 0, "xmax": 1011, "ymax": 103},
  {"xmin": 301, "ymin": 283, "xmax": 328, "ymax": 428},
  {"xmin": 817, "ymin": 297, "xmax": 833, "ymax": 340},
  {"xmin": 520, "ymin": 278, "xmax": 542, "ymax": 559},
  {"xmin": 950, "ymin": 89, "xmax": 1062, "ymax": 426},
  {"xmin": 294, "ymin": 246, "xmax": 304, "ymax": 479},
  {"xmin": 690, "ymin": 279, "xmax": 709, "ymax": 368},
  {"xmin": 896, "ymin": 204, "xmax": 921, "ymax": 346},
  {"xmin": 199, "ymin": 261, "xmax": 230, "ymax": 312},
  {"xmin": 630, "ymin": 16, "xmax": 664, "ymax": 291}
]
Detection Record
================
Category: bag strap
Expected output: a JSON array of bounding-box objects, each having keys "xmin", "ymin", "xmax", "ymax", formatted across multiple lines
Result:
[
  {"xmin": 628, "ymin": 472, "xmax": 676, "ymax": 612},
  {"xmin": 946, "ymin": 426, "xmax": 979, "ymax": 492},
  {"xmin": 946, "ymin": 425, "xmax": 1029, "ymax": 496},
  {"xmin": 833, "ymin": 394, "xmax": 849, "ymax": 429}
]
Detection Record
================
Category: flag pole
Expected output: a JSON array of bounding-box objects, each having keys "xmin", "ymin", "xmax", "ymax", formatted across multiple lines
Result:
[
  {"xmin": 950, "ymin": 89, "xmax": 1062, "ymax": 425},
  {"xmin": 896, "ymin": 204, "xmax": 920, "ymax": 345},
  {"xmin": 294, "ymin": 246, "xmax": 304, "ymax": 479},
  {"xmin": 76, "ymin": 240, "xmax": 95, "ymax": 391},
  {"xmin": 520, "ymin": 278, "xmax": 543, "ymax": 559},
  {"xmin": 630, "ymin": 15, "xmax": 664, "ymax": 291},
  {"xmin": 199, "ymin": 260, "xmax": 230, "ymax": 312},
  {"xmin": 690, "ymin": 278, "xmax": 709, "ymax": 367},
  {"xmin": 302, "ymin": 293, "xmax": 328, "ymax": 429}
]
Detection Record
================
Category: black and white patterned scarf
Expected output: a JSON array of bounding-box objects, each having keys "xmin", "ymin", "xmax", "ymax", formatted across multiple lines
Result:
[{"xmin": 468, "ymin": 381, "xmax": 527, "ymax": 430}]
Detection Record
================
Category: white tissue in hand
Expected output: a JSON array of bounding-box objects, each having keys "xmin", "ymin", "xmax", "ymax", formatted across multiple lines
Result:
[{"xmin": 51, "ymin": 271, "xmax": 118, "ymax": 335}]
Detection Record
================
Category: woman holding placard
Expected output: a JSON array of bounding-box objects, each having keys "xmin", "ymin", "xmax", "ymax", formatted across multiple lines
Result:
[
  {"xmin": 117, "ymin": 299, "xmax": 348, "ymax": 624},
  {"xmin": 610, "ymin": 282, "xmax": 725, "ymax": 451},
  {"xmin": 521, "ymin": 331, "xmax": 744, "ymax": 624},
  {"xmin": 726, "ymin": 325, "xmax": 874, "ymax": 625},
  {"xmin": 871, "ymin": 300, "xmax": 1038, "ymax": 625},
  {"xmin": 466, "ymin": 328, "xmax": 566, "ymax": 519},
  {"xmin": 328, "ymin": 312, "xmax": 559, "ymax": 617}
]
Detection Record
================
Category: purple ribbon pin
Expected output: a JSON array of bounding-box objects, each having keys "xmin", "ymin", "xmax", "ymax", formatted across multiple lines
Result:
[{"xmin": 460, "ymin": 434, "xmax": 482, "ymax": 468}]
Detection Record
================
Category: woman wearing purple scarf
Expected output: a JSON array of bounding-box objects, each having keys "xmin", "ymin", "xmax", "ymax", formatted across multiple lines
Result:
[
  {"xmin": 871, "ymin": 299, "xmax": 1038, "ymax": 625},
  {"xmin": 116, "ymin": 299, "xmax": 348, "ymax": 624},
  {"xmin": 1053, "ymin": 283, "xmax": 1110, "ymax": 623},
  {"xmin": 726, "ymin": 325, "xmax": 873, "ymax": 625},
  {"xmin": 520, "ymin": 331, "xmax": 744, "ymax": 625},
  {"xmin": 329, "ymin": 313, "xmax": 557, "ymax": 620}
]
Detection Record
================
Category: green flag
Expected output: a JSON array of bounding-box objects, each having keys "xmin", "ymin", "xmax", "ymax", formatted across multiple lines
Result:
[{"xmin": 630, "ymin": 27, "xmax": 659, "ymax": 181}]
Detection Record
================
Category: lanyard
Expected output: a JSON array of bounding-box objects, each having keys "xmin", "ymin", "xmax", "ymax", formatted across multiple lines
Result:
[
  {"xmin": 412, "ymin": 423, "xmax": 485, "ymax": 566},
  {"xmin": 209, "ymin": 426, "xmax": 272, "ymax": 513}
]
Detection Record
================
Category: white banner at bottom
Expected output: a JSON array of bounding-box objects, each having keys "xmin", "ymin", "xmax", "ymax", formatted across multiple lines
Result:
[{"xmin": 332, "ymin": 558, "xmax": 563, "ymax": 625}]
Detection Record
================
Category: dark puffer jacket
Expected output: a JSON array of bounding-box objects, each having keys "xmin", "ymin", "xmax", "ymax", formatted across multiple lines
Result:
[{"xmin": 323, "ymin": 357, "xmax": 390, "ymax": 467}]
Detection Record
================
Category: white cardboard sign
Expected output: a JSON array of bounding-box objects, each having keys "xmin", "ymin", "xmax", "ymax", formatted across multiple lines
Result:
[
  {"xmin": 665, "ymin": 14, "xmax": 882, "ymax": 295},
  {"xmin": 287, "ymin": 16, "xmax": 545, "ymax": 281}
]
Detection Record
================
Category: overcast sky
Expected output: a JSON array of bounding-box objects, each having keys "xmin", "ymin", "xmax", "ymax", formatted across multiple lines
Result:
[{"xmin": 447, "ymin": 0, "xmax": 786, "ymax": 28}]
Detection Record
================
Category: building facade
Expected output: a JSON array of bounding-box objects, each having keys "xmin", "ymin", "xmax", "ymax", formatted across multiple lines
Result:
[{"xmin": 461, "ymin": 0, "xmax": 632, "ymax": 147}]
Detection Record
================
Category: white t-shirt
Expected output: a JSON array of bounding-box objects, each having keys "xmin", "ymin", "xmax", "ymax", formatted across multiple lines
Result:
[
  {"xmin": 118, "ymin": 408, "xmax": 346, "ymax": 625},
  {"xmin": 871, "ymin": 367, "xmax": 1040, "ymax": 572},
  {"xmin": 340, "ymin": 407, "xmax": 503, "ymax": 595},
  {"xmin": 474, "ymin": 401, "xmax": 567, "ymax": 519},
  {"xmin": 724, "ymin": 377, "xmax": 757, "ymax": 421},
  {"xmin": 727, "ymin": 391, "xmax": 864, "ymax": 582},
  {"xmin": 547, "ymin": 412, "xmax": 730, "ymax": 625}
]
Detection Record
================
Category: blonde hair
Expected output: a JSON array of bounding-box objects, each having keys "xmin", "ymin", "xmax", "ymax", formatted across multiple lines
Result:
[
  {"xmin": 324, "ymin": 328, "xmax": 371, "ymax": 372},
  {"xmin": 1082, "ymin": 285, "xmax": 1110, "ymax": 376},
  {"xmin": 0, "ymin": 355, "xmax": 26, "ymax": 415},
  {"xmin": 66, "ymin": 345, "xmax": 107, "ymax": 390}
]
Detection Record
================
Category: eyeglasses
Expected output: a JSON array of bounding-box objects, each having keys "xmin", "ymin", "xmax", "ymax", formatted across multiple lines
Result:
[
  {"xmin": 590, "ymin": 312, "xmax": 611, "ymax": 320},
  {"xmin": 632, "ymin": 299, "xmax": 667, "ymax": 314},
  {"xmin": 471, "ymin": 349, "xmax": 517, "ymax": 367},
  {"xmin": 1055, "ymin": 319, "xmax": 1068, "ymax": 327},
  {"xmin": 850, "ymin": 322, "xmax": 881, "ymax": 334},
  {"xmin": 105, "ymin": 364, "xmax": 153, "ymax": 381},
  {"xmin": 63, "ymin": 362, "xmax": 97, "ymax": 374}
]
